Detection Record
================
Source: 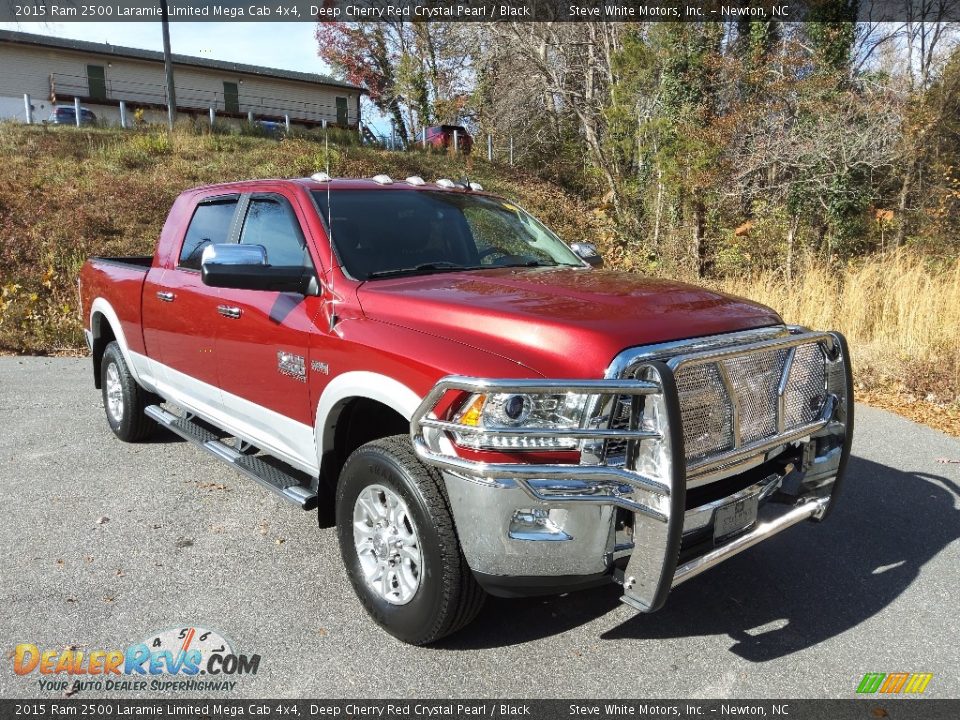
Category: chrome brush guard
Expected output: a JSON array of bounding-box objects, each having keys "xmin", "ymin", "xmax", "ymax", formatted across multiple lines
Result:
[{"xmin": 411, "ymin": 328, "xmax": 854, "ymax": 612}]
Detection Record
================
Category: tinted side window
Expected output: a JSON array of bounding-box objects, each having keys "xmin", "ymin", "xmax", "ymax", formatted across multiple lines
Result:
[
  {"xmin": 239, "ymin": 198, "xmax": 309, "ymax": 267},
  {"xmin": 179, "ymin": 199, "xmax": 239, "ymax": 270}
]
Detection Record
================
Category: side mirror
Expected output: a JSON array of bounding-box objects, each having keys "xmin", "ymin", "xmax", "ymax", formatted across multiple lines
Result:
[
  {"xmin": 201, "ymin": 244, "xmax": 319, "ymax": 295},
  {"xmin": 570, "ymin": 242, "xmax": 603, "ymax": 268}
]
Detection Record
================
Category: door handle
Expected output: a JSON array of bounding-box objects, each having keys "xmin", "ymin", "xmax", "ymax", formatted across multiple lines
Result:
[
  {"xmin": 156, "ymin": 291, "xmax": 175, "ymax": 302},
  {"xmin": 217, "ymin": 305, "xmax": 242, "ymax": 319}
]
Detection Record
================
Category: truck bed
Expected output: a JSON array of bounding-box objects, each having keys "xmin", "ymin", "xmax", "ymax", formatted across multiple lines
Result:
[
  {"xmin": 80, "ymin": 255, "xmax": 153, "ymax": 362},
  {"xmin": 88, "ymin": 255, "xmax": 153, "ymax": 270}
]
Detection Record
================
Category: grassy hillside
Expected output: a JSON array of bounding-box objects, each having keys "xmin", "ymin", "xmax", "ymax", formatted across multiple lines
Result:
[{"xmin": 1, "ymin": 123, "xmax": 957, "ymax": 435}]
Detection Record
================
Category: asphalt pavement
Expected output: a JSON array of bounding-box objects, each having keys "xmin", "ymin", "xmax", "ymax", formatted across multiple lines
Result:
[{"xmin": 1, "ymin": 356, "xmax": 958, "ymax": 699}]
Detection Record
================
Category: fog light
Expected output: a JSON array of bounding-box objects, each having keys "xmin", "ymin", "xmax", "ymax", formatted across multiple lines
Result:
[{"xmin": 508, "ymin": 508, "xmax": 571, "ymax": 541}]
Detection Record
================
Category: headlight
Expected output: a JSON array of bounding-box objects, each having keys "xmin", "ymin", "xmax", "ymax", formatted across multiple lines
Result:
[{"xmin": 452, "ymin": 392, "xmax": 589, "ymax": 450}]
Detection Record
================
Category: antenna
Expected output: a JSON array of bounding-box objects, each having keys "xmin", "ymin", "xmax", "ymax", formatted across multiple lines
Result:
[{"xmin": 325, "ymin": 126, "xmax": 338, "ymax": 332}]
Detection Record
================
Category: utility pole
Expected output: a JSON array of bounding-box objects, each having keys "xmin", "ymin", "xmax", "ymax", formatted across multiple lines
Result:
[{"xmin": 160, "ymin": 0, "xmax": 176, "ymax": 131}]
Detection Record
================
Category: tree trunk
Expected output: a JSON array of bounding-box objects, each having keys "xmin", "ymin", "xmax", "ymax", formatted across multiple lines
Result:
[
  {"xmin": 653, "ymin": 174, "xmax": 664, "ymax": 253},
  {"xmin": 786, "ymin": 214, "xmax": 799, "ymax": 283},
  {"xmin": 693, "ymin": 201, "xmax": 707, "ymax": 277},
  {"xmin": 894, "ymin": 153, "xmax": 916, "ymax": 249}
]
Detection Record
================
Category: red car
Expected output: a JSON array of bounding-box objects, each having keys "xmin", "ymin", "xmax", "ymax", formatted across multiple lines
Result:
[
  {"xmin": 424, "ymin": 125, "xmax": 473, "ymax": 154},
  {"xmin": 79, "ymin": 174, "xmax": 853, "ymax": 644}
]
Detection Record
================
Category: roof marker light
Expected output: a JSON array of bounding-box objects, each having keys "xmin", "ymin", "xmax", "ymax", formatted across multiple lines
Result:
[
  {"xmin": 469, "ymin": 182, "xmax": 484, "ymax": 191},
  {"xmin": 311, "ymin": 172, "xmax": 332, "ymax": 182},
  {"xmin": 372, "ymin": 174, "xmax": 394, "ymax": 185},
  {"xmin": 405, "ymin": 176, "xmax": 426, "ymax": 185},
  {"xmin": 436, "ymin": 178, "xmax": 456, "ymax": 188}
]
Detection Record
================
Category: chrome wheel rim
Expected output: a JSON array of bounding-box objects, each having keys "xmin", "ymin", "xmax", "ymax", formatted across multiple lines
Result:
[
  {"xmin": 105, "ymin": 363, "xmax": 124, "ymax": 423},
  {"xmin": 353, "ymin": 484, "xmax": 422, "ymax": 605}
]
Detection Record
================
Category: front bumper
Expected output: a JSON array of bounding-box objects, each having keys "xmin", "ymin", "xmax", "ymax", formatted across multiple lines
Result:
[{"xmin": 411, "ymin": 328, "xmax": 854, "ymax": 611}]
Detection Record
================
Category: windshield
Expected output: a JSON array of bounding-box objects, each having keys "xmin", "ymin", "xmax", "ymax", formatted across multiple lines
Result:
[{"xmin": 311, "ymin": 189, "xmax": 584, "ymax": 280}]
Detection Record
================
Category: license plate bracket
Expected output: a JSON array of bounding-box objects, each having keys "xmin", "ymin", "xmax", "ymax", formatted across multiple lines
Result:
[{"xmin": 713, "ymin": 493, "xmax": 759, "ymax": 542}]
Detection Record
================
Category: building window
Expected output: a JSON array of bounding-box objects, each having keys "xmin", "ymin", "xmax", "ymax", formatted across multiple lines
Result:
[
  {"xmin": 87, "ymin": 65, "xmax": 106, "ymax": 101},
  {"xmin": 336, "ymin": 96, "xmax": 348, "ymax": 126},
  {"xmin": 223, "ymin": 82, "xmax": 239, "ymax": 114}
]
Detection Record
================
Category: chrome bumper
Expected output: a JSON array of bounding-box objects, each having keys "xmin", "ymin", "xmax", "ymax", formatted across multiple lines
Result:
[{"xmin": 411, "ymin": 329, "xmax": 853, "ymax": 611}]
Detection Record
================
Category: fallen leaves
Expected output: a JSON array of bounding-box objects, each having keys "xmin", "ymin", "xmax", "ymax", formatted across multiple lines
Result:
[
  {"xmin": 857, "ymin": 388, "xmax": 960, "ymax": 438},
  {"xmin": 195, "ymin": 481, "xmax": 230, "ymax": 492}
]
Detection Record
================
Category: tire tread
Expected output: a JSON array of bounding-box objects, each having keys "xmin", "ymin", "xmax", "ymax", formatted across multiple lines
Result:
[
  {"xmin": 339, "ymin": 435, "xmax": 485, "ymax": 644},
  {"xmin": 102, "ymin": 342, "xmax": 156, "ymax": 443}
]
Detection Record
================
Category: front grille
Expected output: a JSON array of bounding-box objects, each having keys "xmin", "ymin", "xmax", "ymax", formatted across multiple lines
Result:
[
  {"xmin": 610, "ymin": 337, "xmax": 828, "ymax": 469},
  {"xmin": 674, "ymin": 361, "xmax": 735, "ymax": 461},
  {"xmin": 783, "ymin": 343, "xmax": 827, "ymax": 427}
]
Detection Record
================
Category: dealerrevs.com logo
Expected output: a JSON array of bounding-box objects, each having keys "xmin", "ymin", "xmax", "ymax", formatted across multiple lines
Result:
[{"xmin": 12, "ymin": 626, "xmax": 260, "ymax": 693}]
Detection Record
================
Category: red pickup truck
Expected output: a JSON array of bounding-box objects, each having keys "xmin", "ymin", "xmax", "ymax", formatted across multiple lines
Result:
[{"xmin": 79, "ymin": 174, "xmax": 853, "ymax": 645}]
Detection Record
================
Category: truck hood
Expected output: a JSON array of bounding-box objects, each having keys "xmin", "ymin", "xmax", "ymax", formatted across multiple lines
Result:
[{"xmin": 356, "ymin": 267, "xmax": 782, "ymax": 378}]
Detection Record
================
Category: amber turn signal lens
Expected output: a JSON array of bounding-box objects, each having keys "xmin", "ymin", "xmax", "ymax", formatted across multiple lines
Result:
[{"xmin": 456, "ymin": 394, "xmax": 486, "ymax": 427}]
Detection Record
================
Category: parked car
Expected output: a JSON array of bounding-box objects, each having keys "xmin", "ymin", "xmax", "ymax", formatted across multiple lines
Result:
[
  {"xmin": 424, "ymin": 125, "xmax": 473, "ymax": 154},
  {"xmin": 79, "ymin": 173, "xmax": 853, "ymax": 645},
  {"xmin": 47, "ymin": 105, "xmax": 97, "ymax": 126},
  {"xmin": 254, "ymin": 119, "xmax": 284, "ymax": 136}
]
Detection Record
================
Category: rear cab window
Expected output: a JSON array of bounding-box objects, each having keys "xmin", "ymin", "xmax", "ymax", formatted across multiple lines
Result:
[{"xmin": 178, "ymin": 197, "xmax": 240, "ymax": 270}]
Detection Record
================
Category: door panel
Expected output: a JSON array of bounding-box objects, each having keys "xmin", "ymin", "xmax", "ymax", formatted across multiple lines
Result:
[
  {"xmin": 215, "ymin": 193, "xmax": 328, "ymax": 470},
  {"xmin": 142, "ymin": 195, "xmax": 240, "ymax": 409},
  {"xmin": 223, "ymin": 82, "xmax": 239, "ymax": 114}
]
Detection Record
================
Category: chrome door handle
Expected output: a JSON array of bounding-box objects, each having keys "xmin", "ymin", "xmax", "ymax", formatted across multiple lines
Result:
[
  {"xmin": 217, "ymin": 305, "xmax": 242, "ymax": 319},
  {"xmin": 156, "ymin": 291, "xmax": 175, "ymax": 302}
]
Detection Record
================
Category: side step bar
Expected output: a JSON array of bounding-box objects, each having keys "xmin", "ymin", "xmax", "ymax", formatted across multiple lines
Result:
[{"xmin": 145, "ymin": 405, "xmax": 318, "ymax": 510}]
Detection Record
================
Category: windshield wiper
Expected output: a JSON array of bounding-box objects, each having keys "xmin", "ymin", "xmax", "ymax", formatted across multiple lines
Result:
[
  {"xmin": 366, "ymin": 263, "xmax": 483, "ymax": 280},
  {"xmin": 497, "ymin": 260, "xmax": 560, "ymax": 268}
]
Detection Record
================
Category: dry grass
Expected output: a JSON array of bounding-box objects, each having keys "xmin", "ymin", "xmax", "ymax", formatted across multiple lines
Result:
[{"xmin": 715, "ymin": 253, "xmax": 960, "ymax": 436}]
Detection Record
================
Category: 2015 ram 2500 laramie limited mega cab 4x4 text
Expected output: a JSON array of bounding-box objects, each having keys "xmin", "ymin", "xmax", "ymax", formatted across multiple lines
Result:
[{"xmin": 79, "ymin": 174, "xmax": 853, "ymax": 645}]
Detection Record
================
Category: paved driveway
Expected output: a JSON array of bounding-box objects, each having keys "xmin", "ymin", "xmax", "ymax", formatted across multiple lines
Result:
[{"xmin": 1, "ymin": 357, "xmax": 958, "ymax": 698}]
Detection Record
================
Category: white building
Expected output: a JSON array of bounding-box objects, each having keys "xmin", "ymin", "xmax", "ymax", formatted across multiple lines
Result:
[{"xmin": 0, "ymin": 30, "xmax": 362, "ymax": 129}]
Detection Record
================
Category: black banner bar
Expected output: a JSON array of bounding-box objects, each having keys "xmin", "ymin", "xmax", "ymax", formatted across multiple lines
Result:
[
  {"xmin": 2, "ymin": 0, "xmax": 959, "ymax": 23},
  {"xmin": 2, "ymin": 700, "xmax": 960, "ymax": 720}
]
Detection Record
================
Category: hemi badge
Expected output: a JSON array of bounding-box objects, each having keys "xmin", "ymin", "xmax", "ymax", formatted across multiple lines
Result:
[
  {"xmin": 277, "ymin": 351, "xmax": 306, "ymax": 382},
  {"xmin": 311, "ymin": 360, "xmax": 329, "ymax": 375}
]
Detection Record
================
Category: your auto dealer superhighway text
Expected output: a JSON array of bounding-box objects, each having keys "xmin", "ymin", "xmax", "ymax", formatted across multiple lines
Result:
[{"xmin": 312, "ymin": 4, "xmax": 530, "ymax": 18}]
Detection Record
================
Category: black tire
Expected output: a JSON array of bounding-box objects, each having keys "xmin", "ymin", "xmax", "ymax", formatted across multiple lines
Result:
[
  {"xmin": 100, "ymin": 341, "xmax": 156, "ymax": 442},
  {"xmin": 335, "ymin": 435, "xmax": 486, "ymax": 645}
]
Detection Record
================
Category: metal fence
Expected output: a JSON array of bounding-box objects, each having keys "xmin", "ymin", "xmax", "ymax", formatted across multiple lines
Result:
[{"xmin": 16, "ymin": 88, "xmax": 517, "ymax": 165}]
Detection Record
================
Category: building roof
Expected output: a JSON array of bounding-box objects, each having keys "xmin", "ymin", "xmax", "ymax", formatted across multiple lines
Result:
[{"xmin": 0, "ymin": 29, "xmax": 362, "ymax": 92}]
